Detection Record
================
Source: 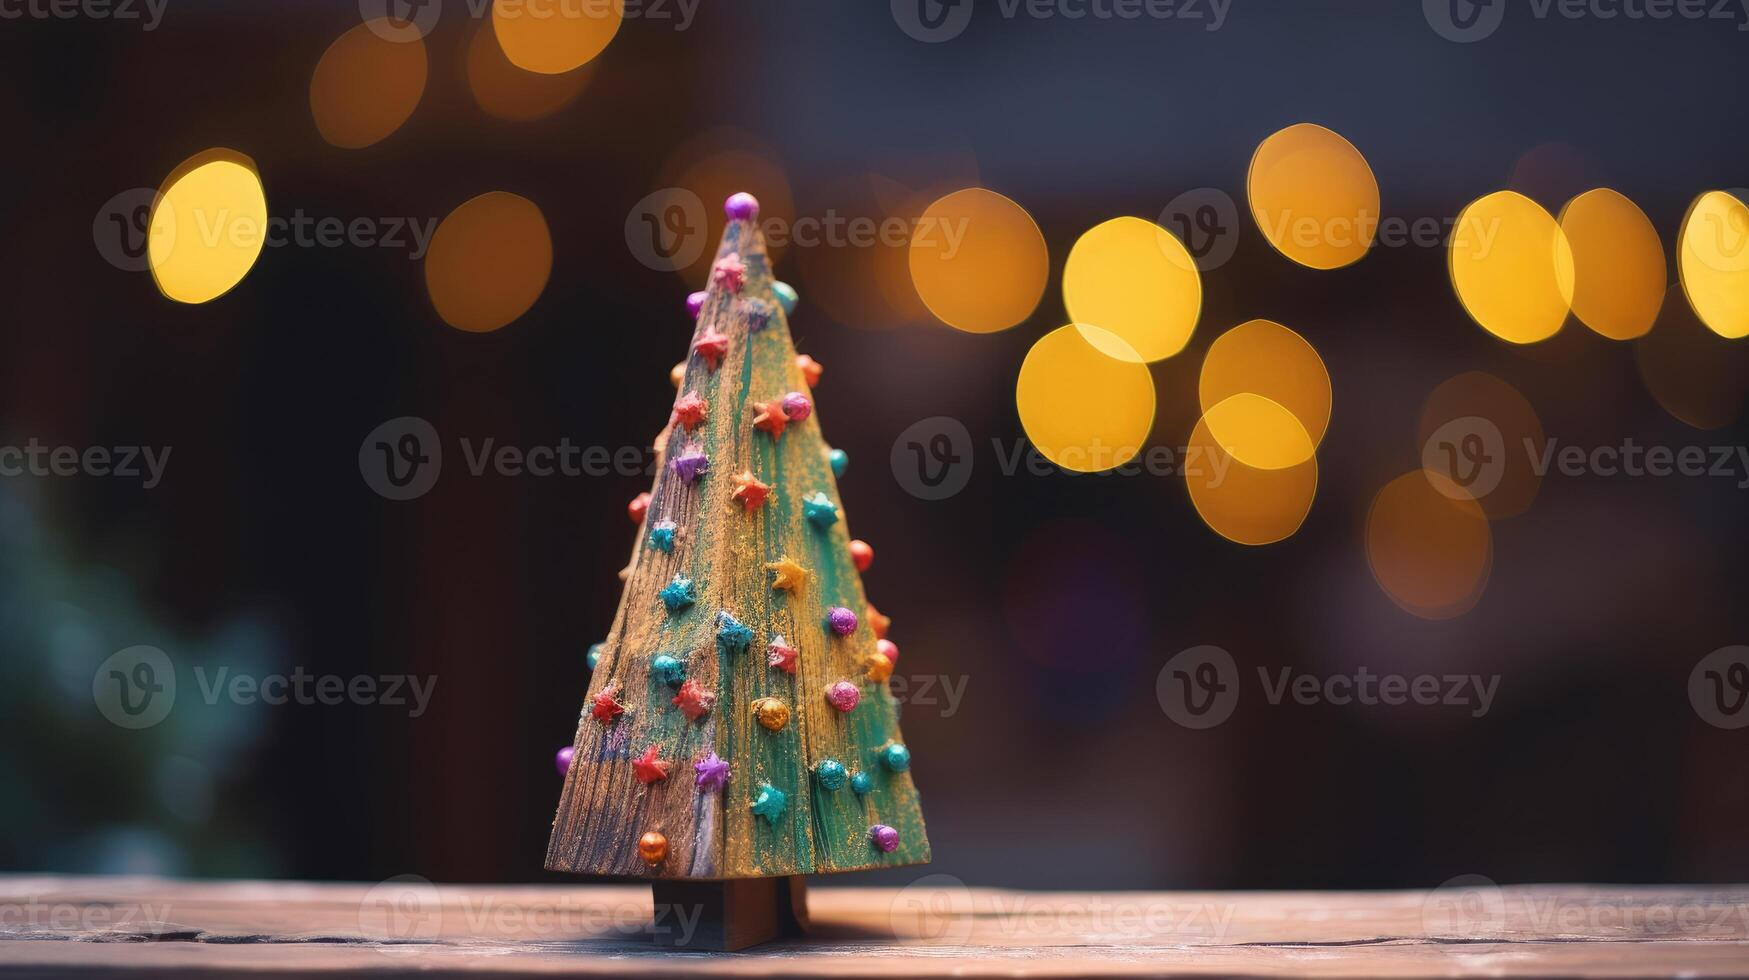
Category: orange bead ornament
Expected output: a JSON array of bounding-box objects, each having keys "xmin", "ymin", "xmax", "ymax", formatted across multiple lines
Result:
[{"xmin": 638, "ymin": 831, "xmax": 668, "ymax": 866}]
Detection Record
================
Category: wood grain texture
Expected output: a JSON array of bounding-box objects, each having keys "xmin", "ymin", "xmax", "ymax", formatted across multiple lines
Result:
[
  {"xmin": 546, "ymin": 214, "xmax": 927, "ymax": 880},
  {"xmin": 4, "ymin": 876, "xmax": 1748, "ymax": 977}
]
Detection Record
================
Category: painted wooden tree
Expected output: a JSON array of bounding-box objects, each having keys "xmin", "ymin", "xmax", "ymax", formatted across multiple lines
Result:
[{"xmin": 547, "ymin": 192, "xmax": 928, "ymax": 948}]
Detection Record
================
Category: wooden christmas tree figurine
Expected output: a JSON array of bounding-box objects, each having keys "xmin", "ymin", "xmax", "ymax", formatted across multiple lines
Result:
[{"xmin": 547, "ymin": 191, "xmax": 928, "ymax": 949}]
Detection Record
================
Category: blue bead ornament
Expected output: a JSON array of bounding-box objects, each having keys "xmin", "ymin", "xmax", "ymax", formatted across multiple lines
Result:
[
  {"xmin": 880, "ymin": 742, "xmax": 911, "ymax": 773},
  {"xmin": 828, "ymin": 448, "xmax": 849, "ymax": 478},
  {"xmin": 815, "ymin": 759, "xmax": 847, "ymax": 790},
  {"xmin": 851, "ymin": 770, "xmax": 873, "ymax": 794},
  {"xmin": 651, "ymin": 654, "xmax": 686, "ymax": 685}
]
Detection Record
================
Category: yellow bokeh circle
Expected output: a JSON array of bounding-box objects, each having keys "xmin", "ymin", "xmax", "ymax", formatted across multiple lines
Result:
[
  {"xmin": 1449, "ymin": 190, "xmax": 1575, "ymax": 344},
  {"xmin": 467, "ymin": 23, "xmax": 593, "ymax": 121},
  {"xmin": 1184, "ymin": 408, "xmax": 1317, "ymax": 546},
  {"xmin": 1247, "ymin": 123, "xmax": 1379, "ymax": 270},
  {"xmin": 1559, "ymin": 188, "xmax": 1666, "ymax": 341},
  {"xmin": 310, "ymin": 20, "xmax": 428, "ymax": 149},
  {"xmin": 492, "ymin": 0, "xmax": 621, "ymax": 75},
  {"xmin": 1063, "ymin": 217, "xmax": 1202, "ymax": 363},
  {"xmin": 908, "ymin": 187, "xmax": 1048, "ymax": 334},
  {"xmin": 1199, "ymin": 318, "xmax": 1331, "ymax": 458},
  {"xmin": 1016, "ymin": 325, "xmax": 1156, "ymax": 473},
  {"xmin": 424, "ymin": 191, "xmax": 553, "ymax": 333},
  {"xmin": 149, "ymin": 149, "xmax": 268, "ymax": 305},
  {"xmin": 1200, "ymin": 393, "xmax": 1315, "ymax": 472},
  {"xmin": 1678, "ymin": 190, "xmax": 1749, "ymax": 339},
  {"xmin": 1365, "ymin": 470, "xmax": 1492, "ymax": 620}
]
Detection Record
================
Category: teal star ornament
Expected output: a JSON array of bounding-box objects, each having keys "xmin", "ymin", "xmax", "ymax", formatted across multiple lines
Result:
[
  {"xmin": 803, "ymin": 492, "xmax": 838, "ymax": 529},
  {"xmin": 659, "ymin": 575, "xmax": 696, "ymax": 613},
  {"xmin": 750, "ymin": 782, "xmax": 788, "ymax": 823}
]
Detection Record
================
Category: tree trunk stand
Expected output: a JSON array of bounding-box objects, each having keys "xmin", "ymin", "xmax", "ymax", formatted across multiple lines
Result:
[{"xmin": 648, "ymin": 876, "xmax": 808, "ymax": 950}]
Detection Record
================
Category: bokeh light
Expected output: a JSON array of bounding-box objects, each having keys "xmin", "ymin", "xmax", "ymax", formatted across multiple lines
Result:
[
  {"xmin": 1016, "ymin": 325, "xmax": 1156, "ymax": 473},
  {"xmin": 1199, "ymin": 393, "xmax": 1316, "ymax": 471},
  {"xmin": 1558, "ymin": 188, "xmax": 1665, "ymax": 340},
  {"xmin": 1247, "ymin": 123, "xmax": 1379, "ymax": 270},
  {"xmin": 1365, "ymin": 470, "xmax": 1492, "ymax": 620},
  {"xmin": 1449, "ymin": 190, "xmax": 1575, "ymax": 344},
  {"xmin": 1417, "ymin": 371, "xmax": 1545, "ymax": 519},
  {"xmin": 309, "ymin": 20, "xmax": 427, "ymax": 149},
  {"xmin": 424, "ymin": 191, "xmax": 553, "ymax": 333},
  {"xmin": 656, "ymin": 129, "xmax": 795, "ymax": 284},
  {"xmin": 907, "ymin": 187, "xmax": 1047, "ymax": 333},
  {"xmin": 1184, "ymin": 406, "xmax": 1317, "ymax": 546},
  {"xmin": 1677, "ymin": 190, "xmax": 1749, "ymax": 339},
  {"xmin": 1636, "ymin": 284, "xmax": 1749, "ymax": 429},
  {"xmin": 1199, "ymin": 318, "xmax": 1331, "ymax": 456},
  {"xmin": 148, "ymin": 149, "xmax": 268, "ymax": 305},
  {"xmin": 1063, "ymin": 217, "xmax": 1201, "ymax": 362},
  {"xmin": 491, "ymin": 0, "xmax": 621, "ymax": 75},
  {"xmin": 466, "ymin": 22, "xmax": 593, "ymax": 121},
  {"xmin": 800, "ymin": 174, "xmax": 929, "ymax": 331}
]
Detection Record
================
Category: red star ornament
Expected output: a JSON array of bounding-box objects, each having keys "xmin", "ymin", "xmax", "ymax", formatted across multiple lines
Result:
[{"xmin": 632, "ymin": 745, "xmax": 671, "ymax": 784}]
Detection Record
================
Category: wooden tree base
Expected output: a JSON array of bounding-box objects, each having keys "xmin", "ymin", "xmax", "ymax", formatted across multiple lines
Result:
[{"xmin": 649, "ymin": 876, "xmax": 809, "ymax": 951}]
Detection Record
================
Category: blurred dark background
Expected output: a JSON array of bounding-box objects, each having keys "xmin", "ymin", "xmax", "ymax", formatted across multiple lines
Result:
[{"xmin": 2, "ymin": 0, "xmax": 1747, "ymax": 890}]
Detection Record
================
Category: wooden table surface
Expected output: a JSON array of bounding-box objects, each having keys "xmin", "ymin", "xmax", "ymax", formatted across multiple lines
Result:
[{"xmin": 2, "ymin": 875, "xmax": 1747, "ymax": 977}]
